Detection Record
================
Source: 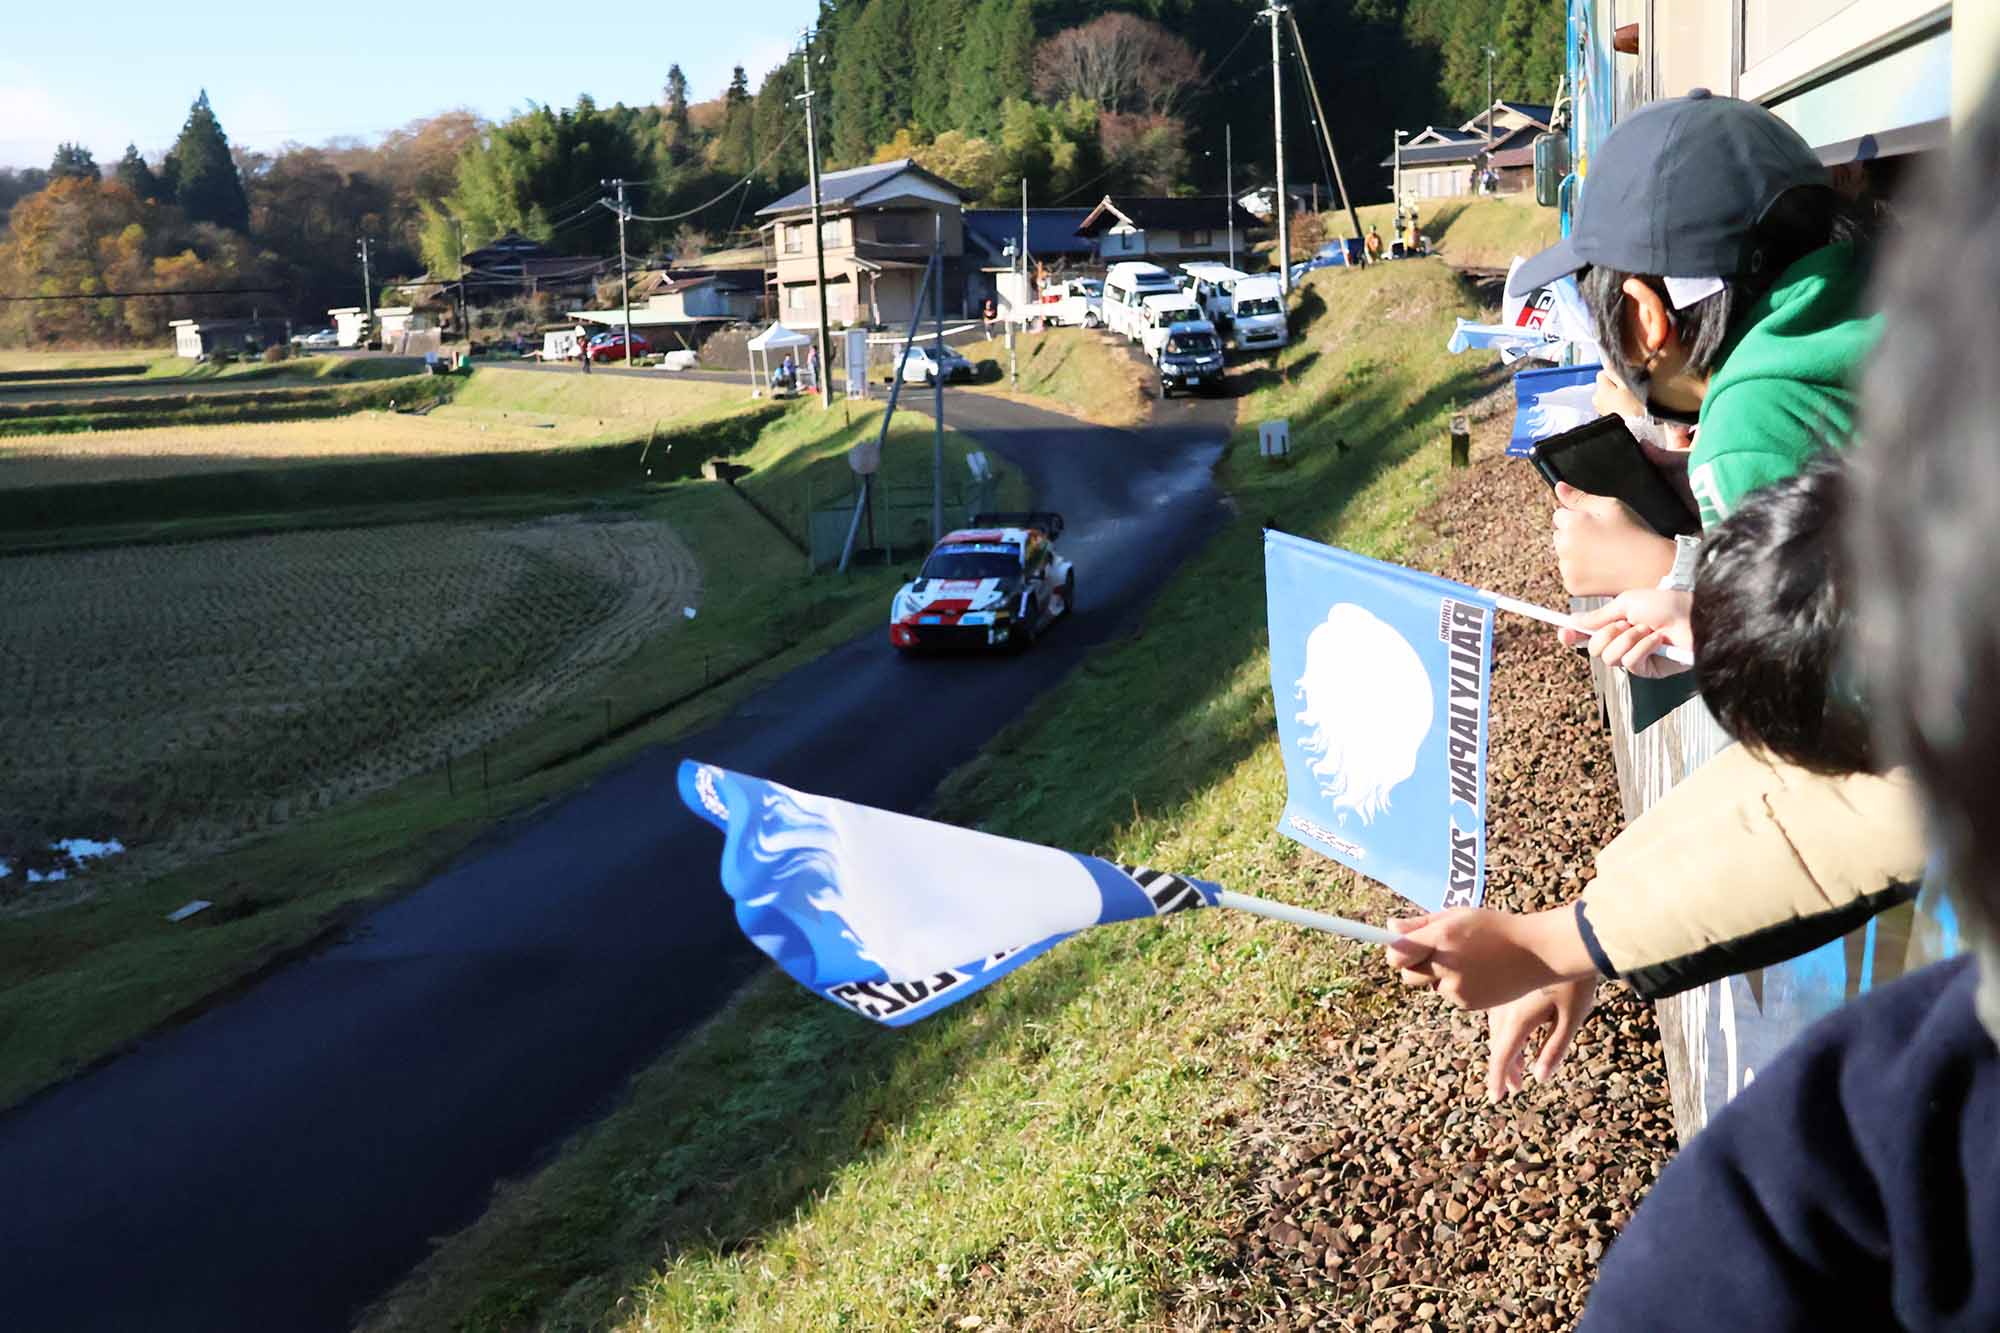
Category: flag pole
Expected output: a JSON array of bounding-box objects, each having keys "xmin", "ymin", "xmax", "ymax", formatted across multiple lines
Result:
[
  {"xmin": 1214, "ymin": 890, "xmax": 1396, "ymax": 945},
  {"xmin": 1489, "ymin": 592, "xmax": 1695, "ymax": 668}
]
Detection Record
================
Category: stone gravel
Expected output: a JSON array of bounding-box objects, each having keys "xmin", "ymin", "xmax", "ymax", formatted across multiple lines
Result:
[{"xmin": 1201, "ymin": 398, "xmax": 1677, "ymax": 1330}]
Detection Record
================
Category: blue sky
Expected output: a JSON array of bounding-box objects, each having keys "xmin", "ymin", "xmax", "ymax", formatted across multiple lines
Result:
[{"xmin": 0, "ymin": 1, "xmax": 823, "ymax": 169}]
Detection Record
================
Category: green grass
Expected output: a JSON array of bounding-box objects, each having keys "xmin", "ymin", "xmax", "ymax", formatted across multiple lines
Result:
[
  {"xmin": 357, "ymin": 259, "xmax": 1505, "ymax": 1332},
  {"xmin": 0, "ymin": 374, "xmax": 445, "ymax": 435},
  {"xmin": 0, "ymin": 398, "xmax": 1026, "ymax": 1114},
  {"xmin": 1324, "ymin": 194, "xmax": 1560, "ymax": 272},
  {"xmin": 957, "ymin": 327, "xmax": 1152, "ymax": 427}
]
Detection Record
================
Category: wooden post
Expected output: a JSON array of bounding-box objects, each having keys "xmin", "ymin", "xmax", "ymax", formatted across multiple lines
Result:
[{"xmin": 1450, "ymin": 413, "xmax": 1470, "ymax": 468}]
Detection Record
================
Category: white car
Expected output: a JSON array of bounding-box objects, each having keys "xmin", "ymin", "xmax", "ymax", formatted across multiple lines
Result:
[
  {"xmin": 1227, "ymin": 276, "xmax": 1289, "ymax": 352},
  {"xmin": 1038, "ymin": 278, "xmax": 1103, "ymax": 328},
  {"xmin": 1138, "ymin": 293, "xmax": 1204, "ymax": 363},
  {"xmin": 1102, "ymin": 262, "xmax": 1181, "ymax": 342},
  {"xmin": 292, "ymin": 328, "xmax": 340, "ymax": 349},
  {"xmin": 891, "ymin": 343, "xmax": 976, "ymax": 385}
]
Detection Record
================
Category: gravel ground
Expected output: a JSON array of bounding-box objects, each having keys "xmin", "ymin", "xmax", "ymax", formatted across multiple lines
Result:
[{"xmin": 1205, "ymin": 393, "xmax": 1677, "ymax": 1330}]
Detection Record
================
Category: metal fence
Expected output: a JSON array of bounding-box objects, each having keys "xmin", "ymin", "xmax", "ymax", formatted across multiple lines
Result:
[{"xmin": 806, "ymin": 478, "xmax": 1001, "ymax": 571}]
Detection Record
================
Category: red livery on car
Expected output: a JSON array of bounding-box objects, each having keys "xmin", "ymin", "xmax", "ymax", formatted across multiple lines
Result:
[{"xmin": 888, "ymin": 512, "xmax": 1075, "ymax": 653}]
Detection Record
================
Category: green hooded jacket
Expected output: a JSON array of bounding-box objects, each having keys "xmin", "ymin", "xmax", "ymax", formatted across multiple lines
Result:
[{"xmin": 1688, "ymin": 242, "xmax": 1882, "ymax": 528}]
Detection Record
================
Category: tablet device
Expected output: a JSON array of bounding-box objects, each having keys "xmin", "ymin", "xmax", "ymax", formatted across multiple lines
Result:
[{"xmin": 1527, "ymin": 414, "xmax": 1701, "ymax": 538}]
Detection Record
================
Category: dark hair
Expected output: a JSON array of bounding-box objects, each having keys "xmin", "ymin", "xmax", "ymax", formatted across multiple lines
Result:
[
  {"xmin": 1847, "ymin": 76, "xmax": 2000, "ymax": 915},
  {"xmin": 1692, "ymin": 455, "xmax": 1872, "ymax": 776},
  {"xmin": 1581, "ymin": 185, "xmax": 1865, "ymax": 392}
]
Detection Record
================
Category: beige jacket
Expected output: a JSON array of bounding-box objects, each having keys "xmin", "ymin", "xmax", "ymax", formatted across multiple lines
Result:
[{"xmin": 1577, "ymin": 743, "xmax": 1929, "ymax": 999}]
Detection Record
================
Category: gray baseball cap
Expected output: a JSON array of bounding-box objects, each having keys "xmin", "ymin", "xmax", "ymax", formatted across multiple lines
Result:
[{"xmin": 1507, "ymin": 89, "xmax": 1831, "ymax": 296}]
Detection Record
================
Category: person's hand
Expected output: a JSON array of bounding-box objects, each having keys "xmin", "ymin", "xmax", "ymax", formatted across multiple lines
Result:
[
  {"xmin": 1557, "ymin": 588, "xmax": 1695, "ymax": 677},
  {"xmin": 1485, "ymin": 979, "xmax": 1599, "ymax": 1102},
  {"xmin": 1384, "ymin": 907, "xmax": 1591, "ymax": 1011},
  {"xmin": 1551, "ymin": 483, "xmax": 1677, "ymax": 595},
  {"xmin": 1592, "ymin": 369, "xmax": 1645, "ymax": 421}
]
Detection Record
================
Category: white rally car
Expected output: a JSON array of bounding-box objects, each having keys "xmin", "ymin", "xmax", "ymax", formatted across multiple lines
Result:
[{"xmin": 888, "ymin": 512, "xmax": 1074, "ymax": 653}]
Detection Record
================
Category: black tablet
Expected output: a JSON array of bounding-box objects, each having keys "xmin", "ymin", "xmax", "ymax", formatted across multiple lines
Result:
[{"xmin": 1527, "ymin": 414, "xmax": 1701, "ymax": 538}]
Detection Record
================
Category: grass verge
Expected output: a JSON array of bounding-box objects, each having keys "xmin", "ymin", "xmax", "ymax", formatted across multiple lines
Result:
[
  {"xmin": 957, "ymin": 326, "xmax": 1152, "ymax": 428},
  {"xmin": 0, "ymin": 402, "xmax": 1025, "ymax": 1112},
  {"xmin": 357, "ymin": 259, "xmax": 1506, "ymax": 1331}
]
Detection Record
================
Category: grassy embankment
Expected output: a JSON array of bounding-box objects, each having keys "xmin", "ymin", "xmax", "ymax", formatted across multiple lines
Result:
[
  {"xmin": 0, "ymin": 377, "xmax": 1024, "ymax": 1111},
  {"xmin": 359, "ymin": 258, "xmax": 1507, "ymax": 1332},
  {"xmin": 1326, "ymin": 194, "xmax": 1560, "ymax": 272},
  {"xmin": 957, "ymin": 325, "xmax": 1153, "ymax": 428}
]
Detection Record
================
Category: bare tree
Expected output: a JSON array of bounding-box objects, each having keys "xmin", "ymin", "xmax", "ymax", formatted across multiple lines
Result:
[{"xmin": 1033, "ymin": 14, "xmax": 1204, "ymax": 121}]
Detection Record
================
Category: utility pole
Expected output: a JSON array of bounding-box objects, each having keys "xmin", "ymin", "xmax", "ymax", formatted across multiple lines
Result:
[
  {"xmin": 797, "ymin": 31, "xmax": 834, "ymax": 411},
  {"xmin": 602, "ymin": 178, "xmax": 633, "ymax": 365},
  {"xmin": 1394, "ymin": 128, "xmax": 1408, "ymax": 213},
  {"xmin": 1264, "ymin": 2, "xmax": 1291, "ymax": 294},
  {"xmin": 931, "ymin": 212, "xmax": 945, "ymax": 544},
  {"xmin": 1010, "ymin": 175, "xmax": 1025, "ymax": 389},
  {"xmin": 1226, "ymin": 123, "xmax": 1236, "ymax": 271},
  {"xmin": 450, "ymin": 217, "xmax": 468, "ymax": 350},
  {"xmin": 356, "ymin": 236, "xmax": 373, "ymax": 346},
  {"xmin": 1484, "ymin": 45, "xmax": 1498, "ymax": 192},
  {"xmin": 1285, "ymin": 8, "xmax": 1365, "ymax": 258}
]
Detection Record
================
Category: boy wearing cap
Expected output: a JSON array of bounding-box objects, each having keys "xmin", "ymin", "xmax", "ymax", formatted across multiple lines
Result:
[{"xmin": 1510, "ymin": 89, "xmax": 1880, "ymax": 600}]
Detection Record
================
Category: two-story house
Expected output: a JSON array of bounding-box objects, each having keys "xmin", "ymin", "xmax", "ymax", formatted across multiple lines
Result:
[
  {"xmin": 1381, "ymin": 101, "xmax": 1555, "ymax": 199},
  {"xmin": 1074, "ymin": 196, "xmax": 1266, "ymax": 265},
  {"xmin": 756, "ymin": 158, "xmax": 971, "ymax": 329}
]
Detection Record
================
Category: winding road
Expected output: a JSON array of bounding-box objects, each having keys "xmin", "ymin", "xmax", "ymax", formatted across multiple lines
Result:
[{"xmin": 0, "ymin": 385, "xmax": 1234, "ymax": 1331}]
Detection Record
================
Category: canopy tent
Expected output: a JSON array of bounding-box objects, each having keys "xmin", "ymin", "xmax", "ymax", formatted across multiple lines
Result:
[{"xmin": 747, "ymin": 322, "xmax": 814, "ymax": 398}]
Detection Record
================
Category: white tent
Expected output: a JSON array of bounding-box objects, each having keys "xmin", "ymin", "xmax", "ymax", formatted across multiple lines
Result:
[{"xmin": 747, "ymin": 322, "xmax": 813, "ymax": 398}]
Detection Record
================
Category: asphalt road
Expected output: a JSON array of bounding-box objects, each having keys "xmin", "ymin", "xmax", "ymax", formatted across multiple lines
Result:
[{"xmin": 0, "ymin": 388, "xmax": 1232, "ymax": 1331}]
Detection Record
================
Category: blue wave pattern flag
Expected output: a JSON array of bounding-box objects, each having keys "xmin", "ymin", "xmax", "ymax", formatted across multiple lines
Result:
[
  {"xmin": 679, "ymin": 760, "xmax": 1220, "ymax": 1026},
  {"xmin": 1507, "ymin": 361, "xmax": 1603, "ymax": 458},
  {"xmin": 1264, "ymin": 531, "xmax": 1493, "ymax": 912}
]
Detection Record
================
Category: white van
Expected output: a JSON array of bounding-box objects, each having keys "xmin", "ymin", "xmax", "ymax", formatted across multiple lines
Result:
[
  {"xmin": 1227, "ymin": 275, "xmax": 1288, "ymax": 352},
  {"xmin": 1180, "ymin": 262, "xmax": 1247, "ymax": 326},
  {"xmin": 1102, "ymin": 262, "xmax": 1180, "ymax": 342},
  {"xmin": 1138, "ymin": 292, "xmax": 1205, "ymax": 363}
]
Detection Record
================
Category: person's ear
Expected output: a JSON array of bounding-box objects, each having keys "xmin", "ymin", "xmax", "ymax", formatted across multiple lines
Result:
[{"xmin": 1619, "ymin": 276, "xmax": 1677, "ymax": 365}]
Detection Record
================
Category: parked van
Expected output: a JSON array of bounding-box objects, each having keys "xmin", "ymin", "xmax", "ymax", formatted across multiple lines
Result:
[
  {"xmin": 1227, "ymin": 274, "xmax": 1288, "ymax": 352},
  {"xmin": 1103, "ymin": 262, "xmax": 1180, "ymax": 342},
  {"xmin": 1039, "ymin": 278, "xmax": 1103, "ymax": 328},
  {"xmin": 1138, "ymin": 292, "xmax": 1204, "ymax": 363},
  {"xmin": 1180, "ymin": 262, "xmax": 1247, "ymax": 328}
]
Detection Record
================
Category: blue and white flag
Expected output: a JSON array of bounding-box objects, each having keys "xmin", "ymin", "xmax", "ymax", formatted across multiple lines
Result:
[
  {"xmin": 1264, "ymin": 531, "xmax": 1493, "ymax": 912},
  {"xmin": 679, "ymin": 760, "xmax": 1221, "ymax": 1026},
  {"xmin": 1508, "ymin": 361, "xmax": 1603, "ymax": 458}
]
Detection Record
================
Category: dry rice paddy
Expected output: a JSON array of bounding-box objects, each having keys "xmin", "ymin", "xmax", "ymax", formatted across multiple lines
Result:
[{"xmin": 0, "ymin": 512, "xmax": 700, "ymax": 893}]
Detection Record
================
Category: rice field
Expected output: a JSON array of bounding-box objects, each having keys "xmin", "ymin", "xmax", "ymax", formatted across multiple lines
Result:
[
  {"xmin": 0, "ymin": 512, "xmax": 701, "ymax": 893},
  {"xmin": 0, "ymin": 369, "xmax": 751, "ymax": 489}
]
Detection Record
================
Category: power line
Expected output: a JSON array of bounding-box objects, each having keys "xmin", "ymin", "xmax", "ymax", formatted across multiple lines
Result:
[{"xmin": 610, "ymin": 122, "xmax": 803, "ymax": 224}]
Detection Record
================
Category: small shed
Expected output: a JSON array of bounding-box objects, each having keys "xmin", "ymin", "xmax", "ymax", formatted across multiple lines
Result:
[
  {"xmin": 746, "ymin": 322, "xmax": 814, "ymax": 398},
  {"xmin": 167, "ymin": 316, "xmax": 288, "ymax": 359}
]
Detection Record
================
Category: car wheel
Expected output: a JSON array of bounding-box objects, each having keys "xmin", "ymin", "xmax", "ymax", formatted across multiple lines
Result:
[
  {"xmin": 1159, "ymin": 378, "xmax": 1172, "ymax": 400},
  {"xmin": 1014, "ymin": 592, "xmax": 1040, "ymax": 652},
  {"xmin": 1061, "ymin": 570, "xmax": 1076, "ymax": 617},
  {"xmin": 925, "ymin": 372, "xmax": 938, "ymax": 387},
  {"xmin": 1084, "ymin": 312, "xmax": 1102, "ymax": 329}
]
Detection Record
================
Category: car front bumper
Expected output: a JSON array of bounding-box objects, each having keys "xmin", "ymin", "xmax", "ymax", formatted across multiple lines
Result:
[{"xmin": 890, "ymin": 615, "xmax": 1018, "ymax": 649}]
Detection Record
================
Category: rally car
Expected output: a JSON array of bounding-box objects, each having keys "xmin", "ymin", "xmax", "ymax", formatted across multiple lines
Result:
[{"xmin": 888, "ymin": 512, "xmax": 1075, "ymax": 653}]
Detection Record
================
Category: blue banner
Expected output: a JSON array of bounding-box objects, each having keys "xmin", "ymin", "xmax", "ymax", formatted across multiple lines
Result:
[
  {"xmin": 1508, "ymin": 361, "xmax": 1603, "ymax": 458},
  {"xmin": 1264, "ymin": 532, "xmax": 1493, "ymax": 911},
  {"xmin": 678, "ymin": 760, "xmax": 1220, "ymax": 1026}
]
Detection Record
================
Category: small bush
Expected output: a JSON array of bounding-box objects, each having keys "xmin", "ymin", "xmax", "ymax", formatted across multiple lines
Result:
[{"xmin": 261, "ymin": 343, "xmax": 290, "ymax": 364}]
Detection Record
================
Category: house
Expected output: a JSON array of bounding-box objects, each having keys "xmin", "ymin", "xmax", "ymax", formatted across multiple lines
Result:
[
  {"xmin": 457, "ymin": 231, "xmax": 611, "ymax": 305},
  {"xmin": 961, "ymin": 207, "xmax": 1095, "ymax": 317},
  {"xmin": 1381, "ymin": 101, "xmax": 1555, "ymax": 200},
  {"xmin": 755, "ymin": 158, "xmax": 972, "ymax": 329},
  {"xmin": 564, "ymin": 268, "xmax": 765, "ymax": 350},
  {"xmin": 1075, "ymin": 195, "xmax": 1266, "ymax": 264},
  {"xmin": 167, "ymin": 316, "xmax": 288, "ymax": 359},
  {"xmin": 1235, "ymin": 184, "xmax": 1312, "ymax": 220},
  {"xmin": 324, "ymin": 305, "xmax": 437, "ymax": 350}
]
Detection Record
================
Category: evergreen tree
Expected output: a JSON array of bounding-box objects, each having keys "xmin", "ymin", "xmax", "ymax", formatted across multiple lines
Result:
[
  {"xmin": 114, "ymin": 144, "xmax": 163, "ymax": 201},
  {"xmin": 750, "ymin": 58, "xmax": 809, "ymax": 191},
  {"xmin": 49, "ymin": 143, "xmax": 100, "ymax": 182},
  {"xmin": 663, "ymin": 64, "xmax": 692, "ymax": 159},
  {"xmin": 951, "ymin": 0, "xmax": 1035, "ymax": 137},
  {"xmin": 166, "ymin": 91, "xmax": 249, "ymax": 231},
  {"xmin": 715, "ymin": 66, "xmax": 755, "ymax": 176},
  {"xmin": 830, "ymin": 0, "xmax": 916, "ymax": 164},
  {"xmin": 909, "ymin": 0, "xmax": 967, "ymax": 135}
]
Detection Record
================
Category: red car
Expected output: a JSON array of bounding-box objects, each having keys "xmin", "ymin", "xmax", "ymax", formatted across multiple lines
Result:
[{"xmin": 586, "ymin": 331, "xmax": 651, "ymax": 362}]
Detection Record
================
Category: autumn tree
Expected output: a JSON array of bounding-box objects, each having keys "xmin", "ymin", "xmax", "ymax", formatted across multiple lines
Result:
[
  {"xmin": 1032, "ymin": 13, "xmax": 1203, "ymax": 120},
  {"xmin": 164, "ymin": 91, "xmax": 249, "ymax": 232}
]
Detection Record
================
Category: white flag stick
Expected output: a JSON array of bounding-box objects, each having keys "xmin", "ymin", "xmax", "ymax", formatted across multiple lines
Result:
[
  {"xmin": 1490, "ymin": 593, "xmax": 1696, "ymax": 669},
  {"xmin": 1215, "ymin": 890, "xmax": 1397, "ymax": 945}
]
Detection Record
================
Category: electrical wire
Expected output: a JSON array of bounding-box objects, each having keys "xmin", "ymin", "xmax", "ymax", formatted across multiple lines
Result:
[
  {"xmin": 611, "ymin": 122, "xmax": 803, "ymax": 224},
  {"xmin": 1199, "ymin": 15, "xmax": 1264, "ymax": 91}
]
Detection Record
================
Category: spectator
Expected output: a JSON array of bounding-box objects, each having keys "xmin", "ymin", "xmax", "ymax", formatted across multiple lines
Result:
[
  {"xmin": 575, "ymin": 323, "xmax": 592, "ymax": 374},
  {"xmin": 1385, "ymin": 458, "xmax": 1925, "ymax": 1101},
  {"xmin": 1578, "ymin": 83, "xmax": 2000, "ymax": 1328},
  {"xmin": 1508, "ymin": 91, "xmax": 1879, "ymax": 602},
  {"xmin": 1365, "ymin": 225, "xmax": 1384, "ymax": 262}
]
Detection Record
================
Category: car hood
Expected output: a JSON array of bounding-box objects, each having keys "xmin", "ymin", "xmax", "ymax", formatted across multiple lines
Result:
[{"xmin": 895, "ymin": 575, "xmax": 1018, "ymax": 615}]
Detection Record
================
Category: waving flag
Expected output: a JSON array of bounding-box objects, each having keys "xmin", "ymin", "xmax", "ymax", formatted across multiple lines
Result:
[
  {"xmin": 1508, "ymin": 361, "xmax": 1603, "ymax": 458},
  {"xmin": 679, "ymin": 761, "xmax": 1390, "ymax": 1026},
  {"xmin": 1264, "ymin": 531, "xmax": 1492, "ymax": 912}
]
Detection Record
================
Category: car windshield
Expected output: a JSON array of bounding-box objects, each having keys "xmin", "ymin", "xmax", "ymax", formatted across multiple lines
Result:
[
  {"xmin": 1236, "ymin": 298, "xmax": 1282, "ymax": 318},
  {"xmin": 921, "ymin": 546, "xmax": 1020, "ymax": 581},
  {"xmin": 1166, "ymin": 333, "xmax": 1219, "ymax": 356}
]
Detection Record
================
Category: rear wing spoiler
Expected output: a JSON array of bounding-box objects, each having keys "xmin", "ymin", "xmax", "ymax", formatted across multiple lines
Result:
[{"xmin": 974, "ymin": 511, "xmax": 1065, "ymax": 540}]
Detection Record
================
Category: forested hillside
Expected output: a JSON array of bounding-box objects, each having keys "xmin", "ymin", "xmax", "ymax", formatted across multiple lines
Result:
[{"xmin": 0, "ymin": 0, "xmax": 1561, "ymax": 346}]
